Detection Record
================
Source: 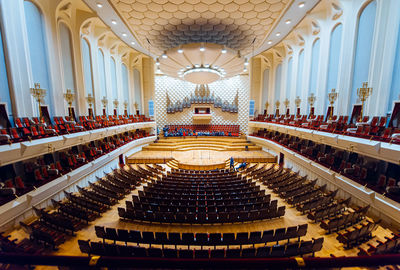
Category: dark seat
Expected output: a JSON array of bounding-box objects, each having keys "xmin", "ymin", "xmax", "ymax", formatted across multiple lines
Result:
[
  {"xmin": 163, "ymin": 248, "xmax": 178, "ymax": 258},
  {"xmin": 209, "ymin": 233, "xmax": 222, "ymax": 247},
  {"xmin": 226, "ymin": 248, "xmax": 241, "ymax": 258},
  {"xmin": 195, "ymin": 233, "xmax": 208, "ymax": 246},
  {"xmin": 147, "ymin": 247, "xmax": 163, "ymax": 257},
  {"xmin": 142, "ymin": 231, "xmax": 155, "ymax": 246},
  {"xmin": 270, "ymin": 244, "xmax": 285, "ymax": 257},
  {"xmin": 182, "ymin": 233, "xmax": 195, "ymax": 247},
  {"xmin": 261, "ymin": 230, "xmax": 274, "ymax": 244},
  {"xmin": 256, "ymin": 246, "xmax": 270, "ymax": 257},
  {"xmin": 168, "ymin": 232, "xmax": 181, "ymax": 247},
  {"xmin": 195, "ymin": 249, "xmax": 209, "ymax": 259},
  {"xmin": 236, "ymin": 232, "xmax": 249, "ymax": 246},
  {"xmin": 117, "ymin": 229, "xmax": 130, "ymax": 244},
  {"xmin": 249, "ymin": 231, "xmax": 261, "ymax": 246},
  {"xmin": 210, "ymin": 249, "xmax": 225, "ymax": 258},
  {"xmin": 179, "ymin": 249, "xmax": 193, "ymax": 259},
  {"xmin": 241, "ymin": 247, "xmax": 256, "ymax": 258},
  {"xmin": 155, "ymin": 232, "xmax": 168, "ymax": 246},
  {"xmin": 131, "ymin": 246, "xmax": 147, "ymax": 257},
  {"xmin": 129, "ymin": 230, "xmax": 142, "ymax": 244}
]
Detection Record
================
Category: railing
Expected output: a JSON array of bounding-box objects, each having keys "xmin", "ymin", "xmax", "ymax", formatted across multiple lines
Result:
[{"xmin": 0, "ymin": 253, "xmax": 399, "ymax": 268}]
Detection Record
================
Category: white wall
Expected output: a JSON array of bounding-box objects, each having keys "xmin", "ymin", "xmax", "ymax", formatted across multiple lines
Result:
[{"xmin": 155, "ymin": 75, "xmax": 250, "ymax": 134}]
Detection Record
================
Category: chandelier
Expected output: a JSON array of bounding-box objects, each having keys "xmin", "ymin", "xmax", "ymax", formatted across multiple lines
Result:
[{"xmin": 158, "ymin": 43, "xmax": 245, "ymax": 84}]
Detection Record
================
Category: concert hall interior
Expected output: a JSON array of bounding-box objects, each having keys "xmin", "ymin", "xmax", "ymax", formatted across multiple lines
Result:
[{"xmin": 0, "ymin": 0, "xmax": 399, "ymax": 269}]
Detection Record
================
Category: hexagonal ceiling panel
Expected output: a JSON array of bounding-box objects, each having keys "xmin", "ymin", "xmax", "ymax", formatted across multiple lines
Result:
[{"xmin": 109, "ymin": 0, "xmax": 291, "ymax": 55}]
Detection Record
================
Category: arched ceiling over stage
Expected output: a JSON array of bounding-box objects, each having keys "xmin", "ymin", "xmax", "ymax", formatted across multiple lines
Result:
[{"xmin": 84, "ymin": 0, "xmax": 320, "ymax": 58}]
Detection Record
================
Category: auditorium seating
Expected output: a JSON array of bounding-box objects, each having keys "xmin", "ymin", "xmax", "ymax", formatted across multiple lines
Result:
[
  {"xmin": 358, "ymin": 234, "xmax": 400, "ymax": 255},
  {"xmin": 94, "ymin": 224, "xmax": 308, "ymax": 248},
  {"xmin": 252, "ymin": 114, "xmax": 400, "ymax": 144},
  {"xmin": 12, "ymin": 164, "xmax": 162, "ymax": 251},
  {"xmin": 0, "ymin": 130, "xmax": 152, "ymax": 206},
  {"xmin": 118, "ymin": 168, "xmax": 285, "ymax": 224},
  {"xmin": 0, "ymin": 114, "xmax": 152, "ymax": 145},
  {"xmin": 78, "ymin": 237, "xmax": 324, "ymax": 258},
  {"xmin": 164, "ymin": 125, "xmax": 240, "ymax": 137},
  {"xmin": 247, "ymin": 164, "xmax": 376, "ymax": 249},
  {"xmin": 252, "ymin": 129, "xmax": 400, "ymax": 203}
]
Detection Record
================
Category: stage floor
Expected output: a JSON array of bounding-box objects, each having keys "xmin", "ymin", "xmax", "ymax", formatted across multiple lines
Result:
[{"xmin": 127, "ymin": 149, "xmax": 275, "ymax": 165}]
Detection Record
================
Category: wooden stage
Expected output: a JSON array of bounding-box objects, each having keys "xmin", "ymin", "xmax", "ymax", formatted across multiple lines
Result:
[{"xmin": 127, "ymin": 136, "xmax": 277, "ymax": 166}]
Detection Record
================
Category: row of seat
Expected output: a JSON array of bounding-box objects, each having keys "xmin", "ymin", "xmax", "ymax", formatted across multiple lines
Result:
[
  {"xmin": 248, "ymin": 164, "xmax": 377, "ymax": 249},
  {"xmin": 0, "ymin": 114, "xmax": 152, "ymax": 145},
  {"xmin": 78, "ymin": 238, "xmax": 324, "ymax": 258},
  {"xmin": 252, "ymin": 129, "xmax": 400, "ymax": 204},
  {"xmin": 94, "ymin": 224, "xmax": 308, "ymax": 247},
  {"xmin": 252, "ymin": 114, "xmax": 399, "ymax": 144}
]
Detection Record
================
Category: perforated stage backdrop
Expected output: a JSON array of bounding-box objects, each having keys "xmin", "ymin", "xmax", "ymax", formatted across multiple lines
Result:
[{"xmin": 155, "ymin": 75, "xmax": 250, "ymax": 134}]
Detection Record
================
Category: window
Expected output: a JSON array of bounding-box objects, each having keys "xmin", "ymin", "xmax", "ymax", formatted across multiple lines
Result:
[
  {"xmin": 133, "ymin": 69, "xmax": 142, "ymax": 112},
  {"xmin": 388, "ymin": 21, "xmax": 400, "ymax": 113},
  {"xmin": 249, "ymin": 100, "xmax": 255, "ymax": 116},
  {"xmin": 262, "ymin": 69, "xmax": 269, "ymax": 111},
  {"xmin": 309, "ymin": 39, "xmax": 320, "ymax": 96},
  {"xmin": 24, "ymin": 1, "xmax": 52, "ymax": 112},
  {"xmin": 326, "ymin": 24, "xmax": 343, "ymax": 111},
  {"xmin": 350, "ymin": 0, "xmax": 377, "ymax": 108},
  {"xmin": 97, "ymin": 49, "xmax": 106, "ymax": 98},
  {"xmin": 285, "ymin": 58, "xmax": 293, "ymax": 99},
  {"xmin": 81, "ymin": 38, "xmax": 93, "ymax": 96},
  {"xmin": 148, "ymin": 100, "xmax": 154, "ymax": 117},
  {"xmin": 122, "ymin": 64, "xmax": 129, "ymax": 113},
  {"xmin": 274, "ymin": 63, "xmax": 282, "ymax": 106},
  {"xmin": 110, "ymin": 57, "xmax": 117, "ymax": 100},
  {"xmin": 0, "ymin": 22, "xmax": 12, "ymax": 122},
  {"xmin": 296, "ymin": 49, "xmax": 304, "ymax": 97},
  {"xmin": 59, "ymin": 22, "xmax": 75, "ymax": 94}
]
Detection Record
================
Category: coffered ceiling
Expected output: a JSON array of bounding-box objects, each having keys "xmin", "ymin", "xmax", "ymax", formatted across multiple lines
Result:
[
  {"xmin": 84, "ymin": 0, "xmax": 319, "ymax": 58},
  {"xmin": 110, "ymin": 0, "xmax": 290, "ymax": 55}
]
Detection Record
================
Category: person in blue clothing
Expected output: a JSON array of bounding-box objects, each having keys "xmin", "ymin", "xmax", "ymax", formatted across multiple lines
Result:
[{"xmin": 230, "ymin": 157, "xmax": 234, "ymax": 169}]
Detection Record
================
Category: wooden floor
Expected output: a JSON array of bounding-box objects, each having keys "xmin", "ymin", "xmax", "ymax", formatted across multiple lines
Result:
[{"xmin": 9, "ymin": 146, "xmax": 398, "ymax": 270}]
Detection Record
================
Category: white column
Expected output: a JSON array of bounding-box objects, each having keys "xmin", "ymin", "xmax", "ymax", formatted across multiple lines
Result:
[
  {"xmin": 368, "ymin": 0, "xmax": 400, "ymax": 116},
  {"xmin": 0, "ymin": 0, "xmax": 34, "ymax": 117}
]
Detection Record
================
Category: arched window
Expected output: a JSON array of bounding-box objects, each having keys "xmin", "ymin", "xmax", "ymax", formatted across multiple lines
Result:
[
  {"xmin": 97, "ymin": 49, "xmax": 106, "ymax": 98},
  {"xmin": 309, "ymin": 39, "xmax": 320, "ymax": 96},
  {"xmin": 0, "ymin": 22, "xmax": 12, "ymax": 123},
  {"xmin": 133, "ymin": 68, "xmax": 142, "ymax": 113},
  {"xmin": 274, "ymin": 63, "xmax": 282, "ymax": 106},
  {"xmin": 110, "ymin": 57, "xmax": 117, "ymax": 100},
  {"xmin": 388, "ymin": 21, "xmax": 400, "ymax": 113},
  {"xmin": 296, "ymin": 49, "xmax": 304, "ymax": 97},
  {"xmin": 24, "ymin": 1, "xmax": 52, "ymax": 112},
  {"xmin": 350, "ymin": 0, "xmax": 377, "ymax": 108},
  {"xmin": 81, "ymin": 38, "xmax": 93, "ymax": 95},
  {"xmin": 262, "ymin": 69, "xmax": 269, "ymax": 112},
  {"xmin": 285, "ymin": 57, "xmax": 293, "ymax": 99},
  {"xmin": 59, "ymin": 22, "xmax": 76, "ymax": 103},
  {"xmin": 326, "ymin": 24, "xmax": 343, "ymax": 111},
  {"xmin": 121, "ymin": 64, "xmax": 129, "ymax": 113}
]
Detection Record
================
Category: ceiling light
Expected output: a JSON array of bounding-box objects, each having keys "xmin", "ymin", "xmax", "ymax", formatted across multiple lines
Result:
[
  {"xmin": 111, "ymin": 20, "xmax": 117, "ymax": 25},
  {"xmin": 243, "ymin": 68, "xmax": 248, "ymax": 72},
  {"xmin": 155, "ymin": 59, "xmax": 160, "ymax": 66},
  {"xmin": 204, "ymin": 64, "xmax": 210, "ymax": 68},
  {"xmin": 244, "ymin": 59, "xmax": 249, "ymax": 66},
  {"xmin": 183, "ymin": 67, "xmax": 222, "ymax": 84},
  {"xmin": 161, "ymin": 52, "xmax": 168, "ymax": 59},
  {"xmin": 186, "ymin": 65, "xmax": 191, "ymax": 69},
  {"xmin": 214, "ymin": 65, "xmax": 219, "ymax": 69},
  {"xmin": 131, "ymin": 41, "xmax": 135, "ymax": 45},
  {"xmin": 96, "ymin": 3, "xmax": 103, "ymax": 8},
  {"xmin": 122, "ymin": 33, "xmax": 127, "ymax": 37},
  {"xmin": 200, "ymin": 46, "xmax": 205, "ymax": 52},
  {"xmin": 177, "ymin": 48, "xmax": 183, "ymax": 53},
  {"xmin": 267, "ymin": 40, "xmax": 272, "ymax": 44},
  {"xmin": 276, "ymin": 33, "xmax": 281, "ymax": 37},
  {"xmin": 195, "ymin": 64, "xmax": 200, "ymax": 68},
  {"xmin": 285, "ymin": 20, "xmax": 291, "ymax": 24},
  {"xmin": 221, "ymin": 48, "xmax": 227, "ymax": 54},
  {"xmin": 298, "ymin": 2, "xmax": 305, "ymax": 8}
]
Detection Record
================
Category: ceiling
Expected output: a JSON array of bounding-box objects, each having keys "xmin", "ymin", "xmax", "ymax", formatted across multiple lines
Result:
[
  {"xmin": 84, "ymin": 0, "xmax": 319, "ymax": 59},
  {"xmin": 109, "ymin": 0, "xmax": 291, "ymax": 56},
  {"xmin": 158, "ymin": 43, "xmax": 245, "ymax": 84}
]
